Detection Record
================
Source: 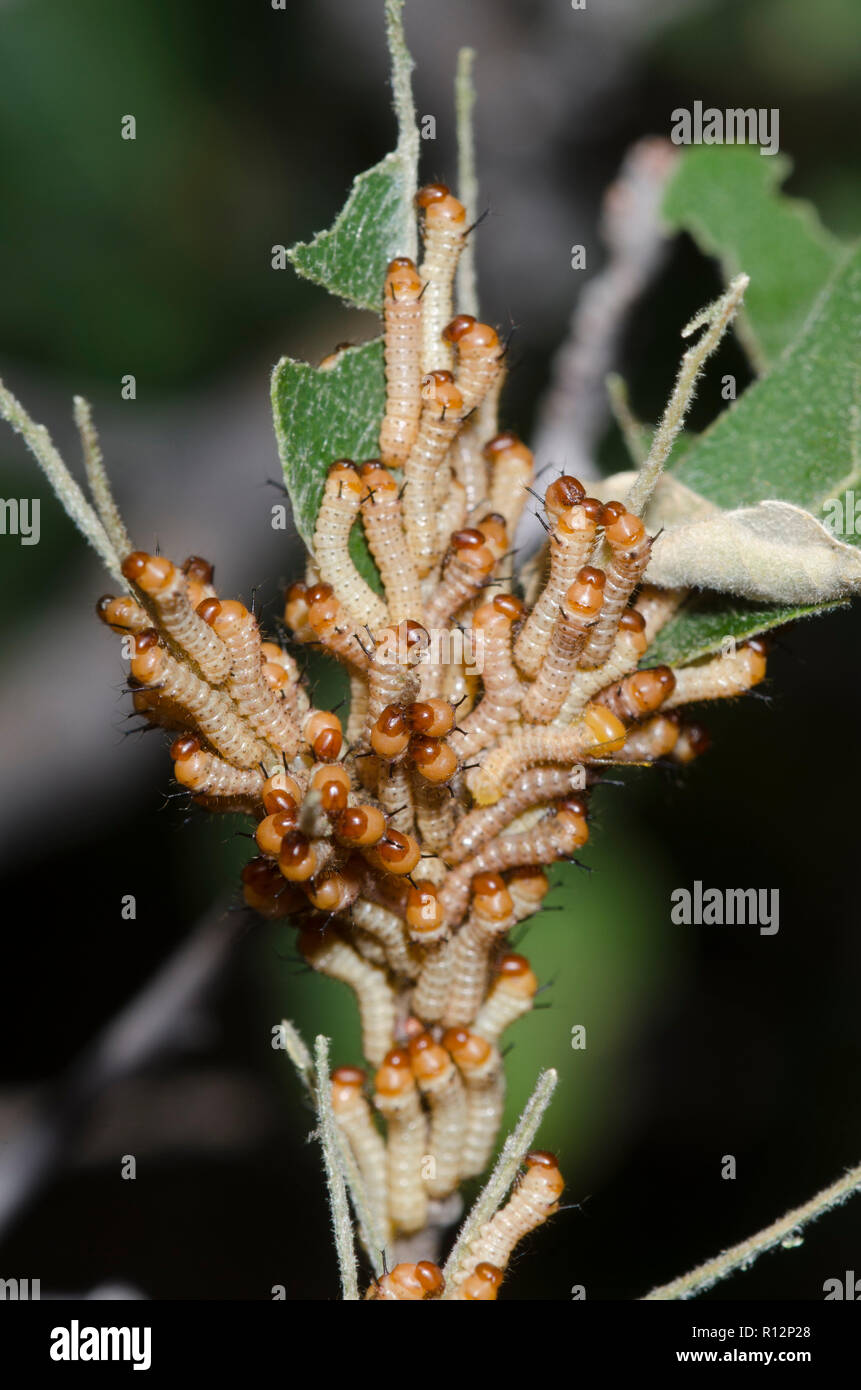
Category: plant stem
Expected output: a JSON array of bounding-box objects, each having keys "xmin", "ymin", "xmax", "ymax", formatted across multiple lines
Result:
[{"xmin": 313, "ymin": 1035, "xmax": 360, "ymax": 1301}]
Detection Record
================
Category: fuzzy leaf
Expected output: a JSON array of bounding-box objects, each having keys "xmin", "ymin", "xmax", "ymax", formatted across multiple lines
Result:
[
  {"xmin": 271, "ymin": 341, "xmax": 386, "ymax": 590},
  {"xmin": 662, "ymin": 146, "xmax": 844, "ymax": 371},
  {"xmin": 646, "ymin": 593, "xmax": 845, "ymax": 668},
  {"xmin": 646, "ymin": 244, "xmax": 861, "ymax": 664},
  {"xmin": 286, "ymin": 0, "xmax": 419, "ymax": 311}
]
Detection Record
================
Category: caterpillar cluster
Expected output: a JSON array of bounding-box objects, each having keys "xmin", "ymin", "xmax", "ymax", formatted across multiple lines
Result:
[{"xmin": 95, "ymin": 180, "xmax": 769, "ymax": 1297}]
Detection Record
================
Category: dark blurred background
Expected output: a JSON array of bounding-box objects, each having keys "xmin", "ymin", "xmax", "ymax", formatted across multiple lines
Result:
[{"xmin": 0, "ymin": 0, "xmax": 859, "ymax": 1301}]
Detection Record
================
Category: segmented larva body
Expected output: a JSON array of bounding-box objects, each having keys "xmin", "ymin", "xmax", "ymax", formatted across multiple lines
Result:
[
  {"xmin": 514, "ymin": 485, "xmax": 601, "ymax": 678},
  {"xmin": 451, "ymin": 425, "xmax": 489, "ymax": 518},
  {"xmin": 403, "ymin": 371, "xmax": 466, "ymax": 576},
  {"xmin": 553, "ymin": 611, "xmax": 647, "ymax": 725},
  {"xmin": 449, "ymin": 1151, "xmax": 564, "ymax": 1290},
  {"xmin": 435, "ymin": 477, "xmax": 468, "ymax": 550},
  {"xmin": 365, "ymin": 623, "xmax": 423, "ymax": 737},
  {"xmin": 579, "ymin": 506, "xmax": 653, "ymax": 669},
  {"xmin": 241, "ymin": 858, "xmax": 306, "ymax": 919},
  {"xmin": 634, "ymin": 583, "xmax": 686, "ymax": 644},
  {"xmin": 374, "ymin": 1048, "xmax": 429, "ymax": 1234},
  {"xmin": 472, "ymin": 953, "xmax": 539, "ymax": 1046},
  {"xmin": 442, "ymin": 876, "xmax": 517, "ymax": 1028},
  {"xmin": 407, "ymin": 885, "xmax": 452, "ymax": 1021},
  {"xmin": 299, "ymin": 926, "xmax": 394, "ymax": 1067},
  {"xmin": 663, "ymin": 640, "xmax": 768, "ymax": 708},
  {"xmin": 130, "ymin": 685, "xmax": 195, "ymax": 734},
  {"xmin": 313, "ymin": 462, "xmax": 389, "ymax": 628},
  {"xmin": 469, "ymin": 703, "xmax": 626, "ymax": 807},
  {"xmin": 423, "ymin": 528, "xmax": 497, "ymax": 628},
  {"xmin": 200, "ymin": 598, "xmax": 301, "ymax": 756},
  {"xmin": 375, "ymin": 757, "xmax": 415, "ymax": 835},
  {"xmin": 448, "ymin": 768, "xmax": 588, "ymax": 864},
  {"xmin": 439, "ymin": 805, "xmax": 590, "ymax": 926},
  {"xmin": 346, "ymin": 672, "xmax": 369, "ymax": 746},
  {"xmin": 610, "ymin": 713, "xmax": 681, "ymax": 763},
  {"xmin": 408, "ymin": 1034, "xmax": 468, "ymax": 1199},
  {"xmin": 415, "ymin": 183, "xmax": 467, "ymax": 374},
  {"xmin": 367, "ymin": 1262, "xmax": 445, "ymax": 1302},
  {"xmin": 170, "ymin": 735, "xmax": 264, "ymax": 802},
  {"xmin": 96, "ymin": 593, "xmax": 150, "ymax": 634},
  {"xmin": 454, "ymin": 596, "xmax": 525, "ymax": 758},
  {"xmin": 485, "ymin": 433, "xmax": 534, "ymax": 540},
  {"xmin": 443, "ymin": 1029, "xmax": 505, "ymax": 1180},
  {"xmin": 331, "ymin": 1066, "xmax": 391, "ymax": 1248},
  {"xmin": 351, "ymin": 897, "xmax": 420, "ymax": 979},
  {"xmin": 304, "ymin": 582, "xmax": 371, "ymax": 673},
  {"xmin": 594, "ymin": 664, "xmax": 676, "ymax": 723},
  {"xmin": 380, "ymin": 258, "xmax": 424, "ymax": 470},
  {"xmin": 669, "ymin": 721, "xmax": 711, "ymax": 764},
  {"xmin": 130, "ymin": 631, "xmax": 270, "ymax": 770},
  {"xmin": 443, "ymin": 315, "xmax": 505, "ymax": 415},
  {"xmin": 521, "ymin": 566, "xmax": 606, "ymax": 723},
  {"xmin": 359, "ymin": 464, "xmax": 423, "ymax": 624},
  {"xmin": 122, "ymin": 552, "xmax": 232, "ymax": 684},
  {"xmin": 412, "ymin": 776, "xmax": 456, "ymax": 854}
]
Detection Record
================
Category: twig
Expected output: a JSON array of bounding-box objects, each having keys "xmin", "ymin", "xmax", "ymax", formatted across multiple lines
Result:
[
  {"xmin": 532, "ymin": 139, "xmax": 677, "ymax": 481},
  {"xmin": 73, "ymin": 395, "xmax": 133, "ymax": 560},
  {"xmin": 455, "ymin": 46, "xmax": 479, "ymax": 317},
  {"xmin": 642, "ymin": 1158, "xmax": 861, "ymax": 1300},
  {"xmin": 313, "ymin": 1035, "xmax": 360, "ymax": 1301},
  {"xmin": 442, "ymin": 1066, "xmax": 558, "ymax": 1286},
  {"xmin": 385, "ymin": 0, "xmax": 419, "ymax": 262},
  {"xmin": 0, "ymin": 378, "xmax": 124, "ymax": 584},
  {"xmin": 625, "ymin": 273, "xmax": 748, "ymax": 518}
]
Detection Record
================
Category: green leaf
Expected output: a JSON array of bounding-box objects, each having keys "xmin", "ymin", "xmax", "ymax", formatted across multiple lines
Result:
[
  {"xmin": 286, "ymin": 0, "xmax": 419, "ymax": 311},
  {"xmin": 271, "ymin": 340, "xmax": 385, "ymax": 590},
  {"xmin": 645, "ymin": 592, "xmax": 846, "ymax": 668},
  {"xmin": 649, "ymin": 242, "xmax": 861, "ymax": 665},
  {"xmin": 663, "ymin": 146, "xmax": 844, "ymax": 371}
]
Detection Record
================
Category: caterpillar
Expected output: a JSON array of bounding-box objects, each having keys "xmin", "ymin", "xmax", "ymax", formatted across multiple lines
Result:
[
  {"xmin": 415, "ymin": 183, "xmax": 467, "ymax": 374},
  {"xmin": 484, "ymin": 433, "xmax": 534, "ymax": 541},
  {"xmin": 442, "ymin": 1028, "xmax": 505, "ymax": 1180},
  {"xmin": 447, "ymin": 766, "xmax": 588, "ymax": 864},
  {"xmin": 521, "ymin": 566, "xmax": 606, "ymax": 723},
  {"xmin": 423, "ymin": 527, "xmax": 497, "ymax": 628},
  {"xmin": 359, "ymin": 464, "xmax": 423, "ymax": 625},
  {"xmin": 450, "ymin": 425, "xmax": 489, "ymax": 520},
  {"xmin": 380, "ymin": 257, "xmax": 424, "ymax": 470},
  {"xmin": 579, "ymin": 504, "xmax": 653, "ymax": 669},
  {"xmin": 453, "ymin": 595, "xmax": 524, "ymax": 759},
  {"xmin": 472, "ymin": 952, "xmax": 539, "ymax": 1046},
  {"xmin": 299, "ymin": 924, "xmax": 395, "ymax": 1067},
  {"xmin": 442, "ymin": 874, "xmax": 517, "ymax": 1027},
  {"xmin": 438, "ymin": 803, "xmax": 590, "ymax": 926},
  {"xmin": 412, "ymin": 775, "xmax": 457, "ymax": 854},
  {"xmin": 603, "ymin": 714, "xmax": 680, "ymax": 763},
  {"xmin": 365, "ymin": 624, "xmax": 424, "ymax": 738},
  {"xmin": 351, "ymin": 896, "xmax": 420, "ymax": 979},
  {"xmin": 513, "ymin": 488, "xmax": 602, "ymax": 678},
  {"xmin": 170, "ymin": 734, "xmax": 264, "ymax": 803},
  {"xmin": 312, "ymin": 461, "xmax": 389, "ymax": 629},
  {"xmin": 122, "ymin": 551, "xmax": 231, "ymax": 684},
  {"xmin": 634, "ymin": 584, "xmax": 687, "ymax": 643},
  {"xmin": 553, "ymin": 610, "xmax": 647, "ymax": 725},
  {"xmin": 303, "ymin": 582, "xmax": 371, "ymax": 673},
  {"xmin": 96, "ymin": 593, "xmax": 150, "ymax": 634},
  {"xmin": 408, "ymin": 1033, "xmax": 468, "ymax": 1198},
  {"xmin": 402, "ymin": 371, "xmax": 467, "ymax": 576},
  {"xmin": 373, "ymin": 1047, "xmax": 429, "ymax": 1234},
  {"xmin": 448, "ymin": 1150, "xmax": 564, "ymax": 1292},
  {"xmin": 442, "ymin": 315, "xmax": 505, "ymax": 416},
  {"xmin": 435, "ymin": 476, "xmax": 468, "ymax": 551},
  {"xmin": 130, "ymin": 630, "xmax": 272, "ymax": 771},
  {"xmin": 375, "ymin": 757, "xmax": 415, "ymax": 835},
  {"xmin": 593, "ymin": 664, "xmax": 676, "ymax": 723},
  {"xmin": 663, "ymin": 640, "xmax": 768, "ymax": 708},
  {"xmin": 366, "ymin": 1261, "xmax": 445, "ymax": 1301},
  {"xmin": 669, "ymin": 720, "xmax": 711, "ymax": 764},
  {"xmin": 199, "ymin": 598, "xmax": 301, "ymax": 756},
  {"xmin": 468, "ymin": 703, "xmax": 626, "ymax": 807},
  {"xmin": 331, "ymin": 1065, "xmax": 392, "ymax": 1250}
]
